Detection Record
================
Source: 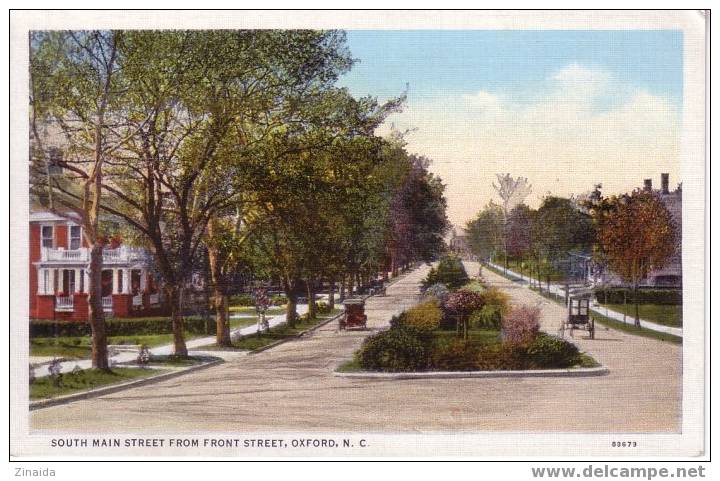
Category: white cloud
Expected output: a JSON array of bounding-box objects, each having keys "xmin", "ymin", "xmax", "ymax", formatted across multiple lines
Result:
[{"xmin": 381, "ymin": 65, "xmax": 680, "ymax": 227}]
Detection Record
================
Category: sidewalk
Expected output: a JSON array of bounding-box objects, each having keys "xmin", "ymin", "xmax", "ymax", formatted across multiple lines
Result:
[
  {"xmin": 485, "ymin": 261, "xmax": 682, "ymax": 337},
  {"xmin": 31, "ymin": 302, "xmax": 311, "ymax": 377}
]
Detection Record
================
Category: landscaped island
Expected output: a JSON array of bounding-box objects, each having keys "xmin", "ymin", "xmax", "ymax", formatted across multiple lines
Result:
[{"xmin": 339, "ymin": 256, "xmax": 598, "ymax": 373}]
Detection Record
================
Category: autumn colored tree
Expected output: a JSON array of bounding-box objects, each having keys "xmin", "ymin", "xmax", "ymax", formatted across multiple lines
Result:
[
  {"xmin": 445, "ymin": 289, "xmax": 484, "ymax": 340},
  {"xmin": 596, "ymin": 190, "xmax": 677, "ymax": 326},
  {"xmin": 493, "ymin": 173, "xmax": 532, "ymax": 270}
]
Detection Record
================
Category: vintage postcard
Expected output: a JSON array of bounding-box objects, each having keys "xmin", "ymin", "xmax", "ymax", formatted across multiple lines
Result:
[{"xmin": 9, "ymin": 10, "xmax": 708, "ymax": 462}]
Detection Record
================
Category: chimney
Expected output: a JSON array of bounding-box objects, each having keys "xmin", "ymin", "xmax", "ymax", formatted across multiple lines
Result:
[
  {"xmin": 643, "ymin": 179, "xmax": 652, "ymax": 191},
  {"xmin": 661, "ymin": 173, "xmax": 669, "ymax": 194}
]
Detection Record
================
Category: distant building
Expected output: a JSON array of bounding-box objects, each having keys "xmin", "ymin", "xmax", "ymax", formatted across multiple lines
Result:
[{"xmin": 448, "ymin": 227, "xmax": 473, "ymax": 259}]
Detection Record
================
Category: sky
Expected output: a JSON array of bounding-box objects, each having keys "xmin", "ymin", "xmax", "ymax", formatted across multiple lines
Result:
[{"xmin": 337, "ymin": 30, "xmax": 683, "ymax": 228}]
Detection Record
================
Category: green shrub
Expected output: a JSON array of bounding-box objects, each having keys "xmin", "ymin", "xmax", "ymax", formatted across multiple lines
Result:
[
  {"xmin": 475, "ymin": 343, "xmax": 528, "ymax": 370},
  {"xmin": 30, "ymin": 316, "xmax": 211, "ymax": 338},
  {"xmin": 230, "ymin": 294, "xmax": 255, "ymax": 306},
  {"xmin": 430, "ymin": 339, "xmax": 480, "ymax": 371},
  {"xmin": 525, "ymin": 334, "xmax": 580, "ymax": 368},
  {"xmin": 422, "ymin": 256, "xmax": 469, "ymax": 290},
  {"xmin": 270, "ymin": 294, "xmax": 287, "ymax": 306},
  {"xmin": 398, "ymin": 301, "xmax": 442, "ymax": 332},
  {"xmin": 479, "ymin": 288, "xmax": 510, "ymax": 316},
  {"xmin": 469, "ymin": 304, "xmax": 503, "ymax": 329},
  {"xmin": 594, "ymin": 288, "xmax": 681, "ymax": 305},
  {"xmin": 316, "ymin": 301, "xmax": 331, "ymax": 314},
  {"xmin": 358, "ymin": 326, "xmax": 430, "ymax": 372}
]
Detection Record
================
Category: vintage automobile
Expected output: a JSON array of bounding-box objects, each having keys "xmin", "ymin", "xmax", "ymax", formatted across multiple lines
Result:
[{"xmin": 339, "ymin": 298, "xmax": 367, "ymax": 330}]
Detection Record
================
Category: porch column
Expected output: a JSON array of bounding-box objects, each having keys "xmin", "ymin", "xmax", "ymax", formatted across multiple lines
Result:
[
  {"xmin": 59, "ymin": 269, "xmax": 66, "ymax": 294},
  {"xmin": 113, "ymin": 268, "xmax": 120, "ymax": 294},
  {"xmin": 83, "ymin": 269, "xmax": 90, "ymax": 293},
  {"xmin": 74, "ymin": 268, "xmax": 82, "ymax": 293},
  {"xmin": 38, "ymin": 268, "xmax": 47, "ymax": 294},
  {"xmin": 49, "ymin": 269, "xmax": 56, "ymax": 294},
  {"xmin": 139, "ymin": 269, "xmax": 147, "ymax": 292},
  {"xmin": 122, "ymin": 268, "xmax": 131, "ymax": 294}
]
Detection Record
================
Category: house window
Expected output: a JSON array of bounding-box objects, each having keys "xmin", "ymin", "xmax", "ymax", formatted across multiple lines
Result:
[
  {"xmin": 69, "ymin": 225, "xmax": 82, "ymax": 250},
  {"xmin": 41, "ymin": 225, "xmax": 54, "ymax": 248}
]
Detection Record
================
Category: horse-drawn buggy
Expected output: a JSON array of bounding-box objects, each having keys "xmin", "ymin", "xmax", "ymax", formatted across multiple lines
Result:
[{"xmin": 559, "ymin": 287, "xmax": 595, "ymax": 339}]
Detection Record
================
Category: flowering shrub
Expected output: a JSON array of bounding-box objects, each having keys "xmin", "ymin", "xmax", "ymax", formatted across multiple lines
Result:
[
  {"xmin": 445, "ymin": 289, "xmax": 485, "ymax": 338},
  {"xmin": 423, "ymin": 283, "xmax": 450, "ymax": 305},
  {"xmin": 501, "ymin": 305, "xmax": 541, "ymax": 345},
  {"xmin": 398, "ymin": 301, "xmax": 442, "ymax": 332}
]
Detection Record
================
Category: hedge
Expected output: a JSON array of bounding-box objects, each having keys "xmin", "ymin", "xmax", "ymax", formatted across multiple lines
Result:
[
  {"xmin": 30, "ymin": 316, "xmax": 212, "ymax": 338},
  {"xmin": 594, "ymin": 288, "xmax": 682, "ymax": 305}
]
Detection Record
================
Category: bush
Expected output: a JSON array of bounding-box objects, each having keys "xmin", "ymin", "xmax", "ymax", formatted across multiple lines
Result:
[
  {"xmin": 479, "ymin": 288, "xmax": 510, "ymax": 316},
  {"xmin": 422, "ymin": 256, "xmax": 469, "ymax": 290},
  {"xmin": 30, "ymin": 316, "xmax": 210, "ymax": 338},
  {"xmin": 270, "ymin": 294, "xmax": 287, "ymax": 306},
  {"xmin": 501, "ymin": 305, "xmax": 540, "ymax": 345},
  {"xmin": 230, "ymin": 294, "xmax": 255, "ymax": 306},
  {"xmin": 594, "ymin": 288, "xmax": 681, "ymax": 305},
  {"xmin": 316, "ymin": 301, "xmax": 331, "ymax": 314},
  {"xmin": 430, "ymin": 339, "xmax": 481, "ymax": 371},
  {"xmin": 469, "ymin": 304, "xmax": 503, "ymax": 329},
  {"xmin": 475, "ymin": 343, "xmax": 528, "ymax": 370},
  {"xmin": 525, "ymin": 334, "xmax": 580, "ymax": 368},
  {"xmin": 423, "ymin": 283, "xmax": 450, "ymax": 305},
  {"xmin": 398, "ymin": 301, "xmax": 442, "ymax": 332},
  {"xmin": 358, "ymin": 326, "xmax": 430, "ymax": 372}
]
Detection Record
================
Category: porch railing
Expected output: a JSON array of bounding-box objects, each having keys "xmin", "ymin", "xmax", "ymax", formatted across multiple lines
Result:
[
  {"xmin": 102, "ymin": 296, "xmax": 113, "ymax": 311},
  {"xmin": 55, "ymin": 295, "xmax": 74, "ymax": 311},
  {"xmin": 132, "ymin": 294, "xmax": 143, "ymax": 306},
  {"xmin": 148, "ymin": 293, "xmax": 160, "ymax": 305}
]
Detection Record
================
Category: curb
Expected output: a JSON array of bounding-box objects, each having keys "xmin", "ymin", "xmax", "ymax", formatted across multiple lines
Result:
[
  {"xmin": 29, "ymin": 357, "xmax": 224, "ymax": 411},
  {"xmin": 333, "ymin": 365, "xmax": 609, "ymax": 380},
  {"xmin": 248, "ymin": 311, "xmax": 345, "ymax": 355}
]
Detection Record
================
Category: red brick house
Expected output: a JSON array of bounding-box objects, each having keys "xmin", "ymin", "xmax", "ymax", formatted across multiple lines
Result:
[{"xmin": 30, "ymin": 210, "xmax": 162, "ymax": 320}]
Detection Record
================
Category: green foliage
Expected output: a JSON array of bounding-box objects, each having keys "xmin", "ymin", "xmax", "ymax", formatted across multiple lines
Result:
[
  {"xmin": 422, "ymin": 256, "xmax": 469, "ymax": 290},
  {"xmin": 358, "ymin": 326, "xmax": 431, "ymax": 372},
  {"xmin": 525, "ymin": 334, "xmax": 581, "ymax": 368},
  {"xmin": 469, "ymin": 305, "xmax": 503, "ymax": 329},
  {"xmin": 30, "ymin": 317, "xmax": 210, "ymax": 338},
  {"xmin": 430, "ymin": 339, "xmax": 481, "ymax": 371},
  {"xmin": 594, "ymin": 288, "xmax": 682, "ymax": 305},
  {"xmin": 230, "ymin": 294, "xmax": 255, "ymax": 306},
  {"xmin": 396, "ymin": 301, "xmax": 442, "ymax": 332}
]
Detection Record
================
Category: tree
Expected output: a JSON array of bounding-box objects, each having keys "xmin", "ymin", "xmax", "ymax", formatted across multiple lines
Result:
[
  {"xmin": 445, "ymin": 289, "xmax": 484, "ymax": 340},
  {"xmin": 465, "ymin": 202, "xmax": 504, "ymax": 261},
  {"xmin": 506, "ymin": 203, "xmax": 536, "ymax": 279},
  {"xmin": 30, "ymin": 31, "xmax": 130, "ymax": 370},
  {"xmin": 596, "ymin": 190, "xmax": 677, "ymax": 326},
  {"xmin": 492, "ymin": 173, "xmax": 532, "ymax": 270},
  {"xmin": 533, "ymin": 196, "xmax": 594, "ymax": 287}
]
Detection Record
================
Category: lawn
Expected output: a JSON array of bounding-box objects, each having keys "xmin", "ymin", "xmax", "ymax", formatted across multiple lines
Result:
[
  {"xmin": 30, "ymin": 367, "xmax": 164, "ymax": 400},
  {"xmin": 202, "ymin": 308, "xmax": 342, "ymax": 352},
  {"xmin": 30, "ymin": 333, "xmax": 206, "ymax": 360},
  {"xmin": 228, "ymin": 306, "xmax": 285, "ymax": 315},
  {"xmin": 598, "ymin": 303, "xmax": 682, "ymax": 328}
]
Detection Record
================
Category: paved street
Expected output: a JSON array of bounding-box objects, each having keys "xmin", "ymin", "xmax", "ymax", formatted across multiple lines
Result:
[{"xmin": 31, "ymin": 263, "xmax": 681, "ymax": 433}]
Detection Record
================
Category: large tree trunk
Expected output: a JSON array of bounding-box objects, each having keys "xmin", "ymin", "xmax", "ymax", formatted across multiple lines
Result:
[
  {"xmin": 338, "ymin": 275, "xmax": 345, "ymax": 303},
  {"xmin": 207, "ymin": 236, "xmax": 231, "ymax": 346},
  {"xmin": 328, "ymin": 279, "xmax": 336, "ymax": 310},
  {"xmin": 283, "ymin": 277, "xmax": 298, "ymax": 327},
  {"xmin": 214, "ymin": 285, "xmax": 231, "ymax": 346},
  {"xmin": 87, "ymin": 243, "xmax": 109, "ymax": 370},
  {"xmin": 166, "ymin": 285, "xmax": 188, "ymax": 356},
  {"xmin": 306, "ymin": 277, "xmax": 316, "ymax": 319}
]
